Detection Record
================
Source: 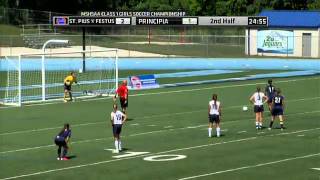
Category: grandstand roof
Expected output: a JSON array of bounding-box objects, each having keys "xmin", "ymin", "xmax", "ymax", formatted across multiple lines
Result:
[{"xmin": 259, "ymin": 10, "xmax": 320, "ymax": 28}]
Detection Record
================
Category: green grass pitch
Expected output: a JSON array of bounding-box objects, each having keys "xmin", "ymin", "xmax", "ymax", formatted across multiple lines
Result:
[{"xmin": 0, "ymin": 75, "xmax": 319, "ymax": 180}]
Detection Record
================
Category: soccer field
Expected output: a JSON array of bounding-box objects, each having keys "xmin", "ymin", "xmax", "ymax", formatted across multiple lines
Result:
[{"xmin": 0, "ymin": 75, "xmax": 319, "ymax": 180}]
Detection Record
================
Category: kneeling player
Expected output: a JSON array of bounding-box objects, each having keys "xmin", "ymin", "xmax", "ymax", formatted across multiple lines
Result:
[
  {"xmin": 111, "ymin": 104, "xmax": 127, "ymax": 153},
  {"xmin": 208, "ymin": 94, "xmax": 222, "ymax": 137},
  {"xmin": 54, "ymin": 123, "xmax": 71, "ymax": 160},
  {"xmin": 269, "ymin": 89, "xmax": 285, "ymax": 130}
]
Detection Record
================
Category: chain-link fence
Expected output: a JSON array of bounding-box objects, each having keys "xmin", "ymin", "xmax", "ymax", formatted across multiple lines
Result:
[
  {"xmin": 1, "ymin": 33, "xmax": 319, "ymax": 58},
  {"xmin": 0, "ymin": 34, "xmax": 247, "ymax": 57},
  {"xmin": 0, "ymin": 7, "xmax": 71, "ymax": 25}
]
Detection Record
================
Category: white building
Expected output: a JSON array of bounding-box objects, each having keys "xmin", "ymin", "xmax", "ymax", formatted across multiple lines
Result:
[{"xmin": 246, "ymin": 10, "xmax": 320, "ymax": 58}]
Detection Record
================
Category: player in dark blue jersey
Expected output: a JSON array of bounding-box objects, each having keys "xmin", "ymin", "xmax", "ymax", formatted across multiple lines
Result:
[
  {"xmin": 269, "ymin": 89, "xmax": 285, "ymax": 130},
  {"xmin": 54, "ymin": 123, "xmax": 71, "ymax": 160},
  {"xmin": 265, "ymin": 79, "xmax": 276, "ymax": 113}
]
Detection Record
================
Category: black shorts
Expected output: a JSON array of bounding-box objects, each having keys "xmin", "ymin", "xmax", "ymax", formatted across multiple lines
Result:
[
  {"xmin": 254, "ymin": 105, "xmax": 264, "ymax": 113},
  {"xmin": 272, "ymin": 106, "xmax": 283, "ymax": 116},
  {"xmin": 113, "ymin": 124, "xmax": 122, "ymax": 136},
  {"xmin": 120, "ymin": 98, "xmax": 128, "ymax": 108},
  {"xmin": 64, "ymin": 83, "xmax": 71, "ymax": 91},
  {"xmin": 54, "ymin": 137, "xmax": 66, "ymax": 147},
  {"xmin": 209, "ymin": 114, "xmax": 220, "ymax": 124}
]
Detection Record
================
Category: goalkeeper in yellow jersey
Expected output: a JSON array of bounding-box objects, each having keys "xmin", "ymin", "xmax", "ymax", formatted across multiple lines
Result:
[{"xmin": 64, "ymin": 72, "xmax": 77, "ymax": 102}]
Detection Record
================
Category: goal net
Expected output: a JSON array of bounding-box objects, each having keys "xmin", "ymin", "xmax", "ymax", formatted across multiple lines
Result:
[{"xmin": 0, "ymin": 49, "xmax": 118, "ymax": 106}]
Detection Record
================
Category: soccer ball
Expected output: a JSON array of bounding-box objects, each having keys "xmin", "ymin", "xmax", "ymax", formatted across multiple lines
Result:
[{"xmin": 242, "ymin": 106, "xmax": 248, "ymax": 111}]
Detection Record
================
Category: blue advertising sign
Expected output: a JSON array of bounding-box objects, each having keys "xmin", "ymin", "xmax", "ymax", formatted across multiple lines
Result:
[
  {"xmin": 257, "ymin": 30, "xmax": 294, "ymax": 54},
  {"xmin": 129, "ymin": 74, "xmax": 160, "ymax": 90}
]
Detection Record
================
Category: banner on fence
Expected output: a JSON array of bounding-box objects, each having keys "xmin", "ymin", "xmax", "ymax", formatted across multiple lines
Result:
[
  {"xmin": 257, "ymin": 30, "xmax": 294, "ymax": 54},
  {"xmin": 129, "ymin": 74, "xmax": 159, "ymax": 90}
]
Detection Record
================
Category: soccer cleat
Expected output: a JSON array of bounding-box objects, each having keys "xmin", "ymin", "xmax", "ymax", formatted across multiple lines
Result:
[
  {"xmin": 61, "ymin": 157, "xmax": 69, "ymax": 161},
  {"xmin": 268, "ymin": 127, "xmax": 271, "ymax": 130},
  {"xmin": 63, "ymin": 99, "xmax": 68, "ymax": 103},
  {"xmin": 113, "ymin": 149, "xmax": 120, "ymax": 153},
  {"xmin": 57, "ymin": 157, "xmax": 61, "ymax": 160}
]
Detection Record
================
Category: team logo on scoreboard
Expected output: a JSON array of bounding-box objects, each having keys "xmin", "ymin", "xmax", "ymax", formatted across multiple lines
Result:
[{"xmin": 53, "ymin": 17, "xmax": 69, "ymax": 26}]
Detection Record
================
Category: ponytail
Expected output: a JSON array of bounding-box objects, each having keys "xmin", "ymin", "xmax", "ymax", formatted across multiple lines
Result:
[
  {"xmin": 212, "ymin": 94, "xmax": 218, "ymax": 109},
  {"xmin": 257, "ymin": 87, "xmax": 261, "ymax": 100},
  {"xmin": 58, "ymin": 123, "xmax": 69, "ymax": 136}
]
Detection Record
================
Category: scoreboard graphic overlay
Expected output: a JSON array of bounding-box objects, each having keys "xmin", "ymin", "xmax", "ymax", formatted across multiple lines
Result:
[{"xmin": 53, "ymin": 12, "xmax": 268, "ymax": 27}]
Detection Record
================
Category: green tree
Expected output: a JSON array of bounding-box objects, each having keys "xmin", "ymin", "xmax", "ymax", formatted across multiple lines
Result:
[
  {"xmin": 307, "ymin": 0, "xmax": 320, "ymax": 9},
  {"xmin": 0, "ymin": 0, "xmax": 8, "ymax": 7}
]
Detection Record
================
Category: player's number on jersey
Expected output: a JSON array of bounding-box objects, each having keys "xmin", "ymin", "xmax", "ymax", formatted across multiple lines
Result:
[
  {"xmin": 116, "ymin": 114, "xmax": 122, "ymax": 121},
  {"xmin": 274, "ymin": 97, "xmax": 281, "ymax": 103}
]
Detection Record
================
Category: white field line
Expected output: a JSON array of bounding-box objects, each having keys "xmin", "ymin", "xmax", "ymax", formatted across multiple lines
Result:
[
  {"xmin": 164, "ymin": 126, "xmax": 173, "ymax": 128},
  {"xmin": 178, "ymin": 153, "xmax": 320, "ymax": 180},
  {"xmin": 1, "ymin": 96, "xmax": 319, "ymax": 136},
  {"xmin": 311, "ymin": 168, "xmax": 320, "ymax": 171},
  {"xmin": 237, "ymin": 131, "xmax": 247, "ymax": 134},
  {"xmin": 130, "ymin": 123, "xmax": 140, "ymax": 126},
  {"xmin": 1, "ymin": 110, "xmax": 320, "ymax": 155},
  {"xmin": 1, "ymin": 128, "xmax": 319, "ymax": 180},
  {"xmin": 0, "ymin": 77, "xmax": 318, "ymax": 109}
]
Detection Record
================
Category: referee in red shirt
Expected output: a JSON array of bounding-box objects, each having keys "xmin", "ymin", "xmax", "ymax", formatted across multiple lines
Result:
[{"xmin": 113, "ymin": 80, "xmax": 129, "ymax": 115}]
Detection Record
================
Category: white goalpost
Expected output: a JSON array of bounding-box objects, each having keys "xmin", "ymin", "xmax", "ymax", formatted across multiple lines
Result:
[{"xmin": 0, "ymin": 49, "xmax": 119, "ymax": 106}]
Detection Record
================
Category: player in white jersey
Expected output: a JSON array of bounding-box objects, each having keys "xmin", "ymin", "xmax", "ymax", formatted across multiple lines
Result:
[
  {"xmin": 110, "ymin": 104, "xmax": 127, "ymax": 153},
  {"xmin": 208, "ymin": 94, "xmax": 222, "ymax": 137},
  {"xmin": 250, "ymin": 87, "xmax": 268, "ymax": 129}
]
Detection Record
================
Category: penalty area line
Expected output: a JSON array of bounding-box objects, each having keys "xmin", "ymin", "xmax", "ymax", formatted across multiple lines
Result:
[{"xmin": 178, "ymin": 153, "xmax": 320, "ymax": 180}]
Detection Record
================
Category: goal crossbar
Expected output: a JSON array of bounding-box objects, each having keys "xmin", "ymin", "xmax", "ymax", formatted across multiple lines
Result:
[{"xmin": 1, "ymin": 49, "xmax": 119, "ymax": 106}]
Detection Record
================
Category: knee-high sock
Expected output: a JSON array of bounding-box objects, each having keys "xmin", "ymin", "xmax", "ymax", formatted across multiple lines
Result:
[
  {"xmin": 280, "ymin": 121, "xmax": 284, "ymax": 129},
  {"xmin": 269, "ymin": 120, "xmax": 274, "ymax": 128},
  {"xmin": 62, "ymin": 147, "xmax": 68, "ymax": 157},
  {"xmin": 57, "ymin": 146, "xmax": 62, "ymax": 157},
  {"xmin": 114, "ymin": 140, "xmax": 119, "ymax": 150},
  {"xmin": 119, "ymin": 141, "xmax": 122, "ymax": 150},
  {"xmin": 208, "ymin": 128, "xmax": 212, "ymax": 137},
  {"xmin": 216, "ymin": 127, "xmax": 221, "ymax": 137},
  {"xmin": 69, "ymin": 92, "xmax": 72, "ymax": 101}
]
